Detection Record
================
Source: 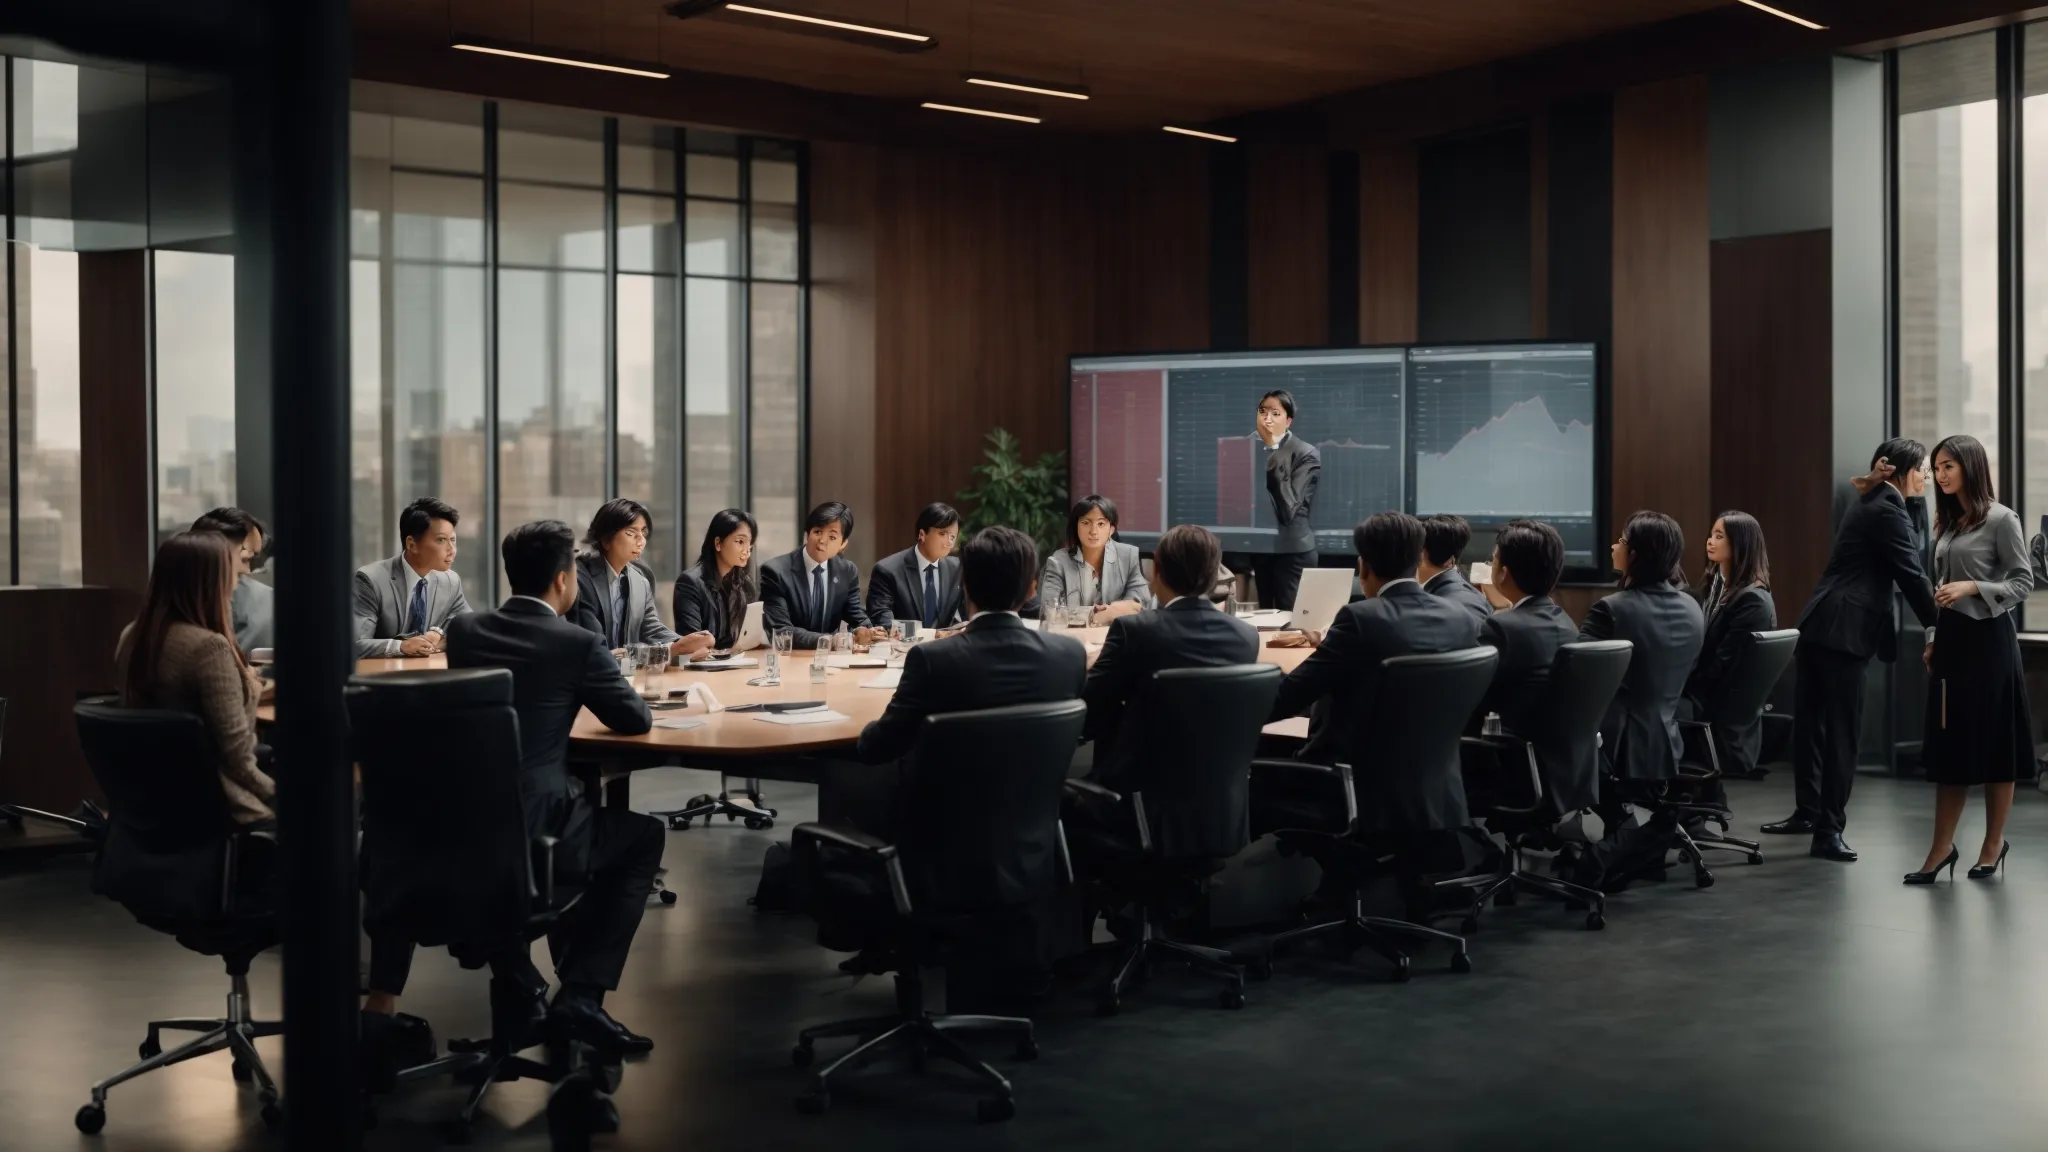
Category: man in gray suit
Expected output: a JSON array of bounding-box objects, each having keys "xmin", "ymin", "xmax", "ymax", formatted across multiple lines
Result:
[
  {"xmin": 192, "ymin": 506, "xmax": 274, "ymax": 656},
  {"xmin": 1253, "ymin": 389, "xmax": 1321, "ymax": 611},
  {"xmin": 353, "ymin": 497, "xmax": 472, "ymax": 658}
]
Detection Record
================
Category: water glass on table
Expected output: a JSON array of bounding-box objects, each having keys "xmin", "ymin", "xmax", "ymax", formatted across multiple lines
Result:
[
  {"xmin": 889, "ymin": 620, "xmax": 916, "ymax": 668},
  {"xmin": 811, "ymin": 639, "xmax": 830, "ymax": 684},
  {"xmin": 614, "ymin": 648, "xmax": 638, "ymax": 680},
  {"xmin": 636, "ymin": 644, "xmax": 669, "ymax": 699},
  {"xmin": 1233, "ymin": 600, "xmax": 1258, "ymax": 621}
]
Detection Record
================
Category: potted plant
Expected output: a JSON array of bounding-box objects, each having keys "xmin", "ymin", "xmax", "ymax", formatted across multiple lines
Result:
[{"xmin": 956, "ymin": 428, "xmax": 1068, "ymax": 559}]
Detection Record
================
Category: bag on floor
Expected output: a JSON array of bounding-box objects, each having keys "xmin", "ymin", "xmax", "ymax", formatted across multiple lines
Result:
[{"xmin": 750, "ymin": 840, "xmax": 794, "ymax": 912}]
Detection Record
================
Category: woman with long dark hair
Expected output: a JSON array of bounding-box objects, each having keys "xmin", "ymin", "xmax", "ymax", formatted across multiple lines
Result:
[
  {"xmin": 1579, "ymin": 510, "xmax": 1706, "ymax": 783},
  {"xmin": 674, "ymin": 508, "xmax": 761, "ymax": 649},
  {"xmin": 1906, "ymin": 434, "xmax": 2034, "ymax": 883},
  {"xmin": 115, "ymin": 531, "xmax": 274, "ymax": 826},
  {"xmin": 1684, "ymin": 512, "xmax": 1778, "ymax": 777},
  {"xmin": 1038, "ymin": 495, "xmax": 1153, "ymax": 623}
]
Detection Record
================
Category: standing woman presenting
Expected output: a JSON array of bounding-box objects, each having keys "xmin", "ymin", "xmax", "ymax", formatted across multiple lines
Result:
[{"xmin": 1906, "ymin": 435, "xmax": 2034, "ymax": 883}]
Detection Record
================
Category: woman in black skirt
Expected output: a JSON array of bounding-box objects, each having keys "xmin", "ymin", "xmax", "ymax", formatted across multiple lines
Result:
[{"xmin": 1907, "ymin": 434, "xmax": 2035, "ymax": 884}]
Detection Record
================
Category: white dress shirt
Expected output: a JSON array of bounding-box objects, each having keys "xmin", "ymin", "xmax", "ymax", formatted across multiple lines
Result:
[{"xmin": 511, "ymin": 594, "xmax": 558, "ymax": 615}]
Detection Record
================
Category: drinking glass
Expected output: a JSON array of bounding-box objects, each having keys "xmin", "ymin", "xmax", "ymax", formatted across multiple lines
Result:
[
  {"xmin": 1064, "ymin": 604, "xmax": 1093, "ymax": 629},
  {"xmin": 637, "ymin": 646, "xmax": 668, "ymax": 699},
  {"xmin": 768, "ymin": 628, "xmax": 792, "ymax": 683},
  {"xmin": 833, "ymin": 626, "xmax": 853, "ymax": 655},
  {"xmin": 811, "ymin": 639, "xmax": 830, "ymax": 684},
  {"xmin": 889, "ymin": 620, "xmax": 915, "ymax": 668},
  {"xmin": 614, "ymin": 649, "xmax": 638, "ymax": 680},
  {"xmin": 1234, "ymin": 600, "xmax": 1258, "ymax": 620}
]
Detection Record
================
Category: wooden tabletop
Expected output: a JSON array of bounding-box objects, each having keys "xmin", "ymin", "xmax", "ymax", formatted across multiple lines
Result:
[{"xmin": 262, "ymin": 624, "xmax": 1314, "ymax": 759}]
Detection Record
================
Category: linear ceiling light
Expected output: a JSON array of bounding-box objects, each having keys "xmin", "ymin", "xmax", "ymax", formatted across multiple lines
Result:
[
  {"xmin": 921, "ymin": 102, "xmax": 1042, "ymax": 124},
  {"xmin": 1163, "ymin": 125, "xmax": 1238, "ymax": 143},
  {"xmin": 1732, "ymin": 0, "xmax": 1826, "ymax": 30},
  {"xmin": 451, "ymin": 42, "xmax": 671, "ymax": 78},
  {"xmin": 965, "ymin": 74, "xmax": 1090, "ymax": 101},
  {"xmin": 668, "ymin": 3, "xmax": 938, "ymax": 51}
]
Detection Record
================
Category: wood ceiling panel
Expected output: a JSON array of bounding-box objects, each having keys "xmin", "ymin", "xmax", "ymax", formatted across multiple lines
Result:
[{"xmin": 357, "ymin": 0, "xmax": 1739, "ymax": 130}]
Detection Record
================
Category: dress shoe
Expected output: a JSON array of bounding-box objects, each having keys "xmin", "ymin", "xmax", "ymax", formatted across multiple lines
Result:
[
  {"xmin": 359, "ymin": 1010, "xmax": 436, "ymax": 1094},
  {"xmin": 548, "ymin": 998, "xmax": 655, "ymax": 1057},
  {"xmin": 1761, "ymin": 815, "xmax": 1817, "ymax": 836},
  {"xmin": 489, "ymin": 978, "xmax": 552, "ymax": 1051},
  {"xmin": 1809, "ymin": 832, "xmax": 1858, "ymax": 862},
  {"xmin": 1904, "ymin": 845, "xmax": 1958, "ymax": 885},
  {"xmin": 1968, "ymin": 840, "xmax": 2011, "ymax": 880}
]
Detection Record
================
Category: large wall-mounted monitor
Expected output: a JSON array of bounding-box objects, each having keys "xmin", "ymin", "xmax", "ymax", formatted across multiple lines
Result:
[{"xmin": 1068, "ymin": 341, "xmax": 1601, "ymax": 568}]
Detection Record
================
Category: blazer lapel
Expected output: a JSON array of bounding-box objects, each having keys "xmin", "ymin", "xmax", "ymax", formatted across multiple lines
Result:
[
  {"xmin": 388, "ymin": 557, "xmax": 409, "ymax": 630},
  {"xmin": 904, "ymin": 553, "xmax": 927, "ymax": 619},
  {"xmin": 789, "ymin": 553, "xmax": 814, "ymax": 623}
]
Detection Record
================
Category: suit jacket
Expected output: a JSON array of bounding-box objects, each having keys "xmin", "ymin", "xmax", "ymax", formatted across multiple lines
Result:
[
  {"xmin": 444, "ymin": 598, "xmax": 652, "ymax": 868},
  {"xmin": 673, "ymin": 563, "xmax": 752, "ymax": 649},
  {"xmin": 1272, "ymin": 581, "xmax": 1481, "ymax": 765},
  {"xmin": 1685, "ymin": 581, "xmax": 1777, "ymax": 779},
  {"xmin": 1476, "ymin": 596, "xmax": 1577, "ymax": 737},
  {"xmin": 1797, "ymin": 483, "xmax": 1939, "ymax": 662},
  {"xmin": 865, "ymin": 547, "xmax": 965, "ymax": 630},
  {"xmin": 856, "ymin": 613, "xmax": 1087, "ymax": 769},
  {"xmin": 353, "ymin": 555, "xmax": 472, "ymax": 659},
  {"xmin": 1264, "ymin": 433, "xmax": 1322, "ymax": 554},
  {"xmin": 1579, "ymin": 584, "xmax": 1705, "ymax": 781},
  {"xmin": 760, "ymin": 548, "xmax": 868, "ymax": 649},
  {"xmin": 568, "ymin": 552, "xmax": 680, "ymax": 649},
  {"xmin": 1425, "ymin": 567, "xmax": 1494, "ymax": 627},
  {"xmin": 230, "ymin": 575, "xmax": 274, "ymax": 655},
  {"xmin": 1039, "ymin": 541, "xmax": 1154, "ymax": 611},
  {"xmin": 1082, "ymin": 598, "xmax": 1261, "ymax": 792}
]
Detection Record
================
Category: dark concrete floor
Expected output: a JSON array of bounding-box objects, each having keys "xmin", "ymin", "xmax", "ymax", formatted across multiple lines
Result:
[{"xmin": 2, "ymin": 768, "xmax": 2042, "ymax": 1152}]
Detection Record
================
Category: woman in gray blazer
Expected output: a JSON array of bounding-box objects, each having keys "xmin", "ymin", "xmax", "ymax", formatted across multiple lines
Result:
[
  {"xmin": 569, "ymin": 498, "xmax": 714, "ymax": 657},
  {"xmin": 1908, "ymin": 435, "xmax": 2033, "ymax": 884},
  {"xmin": 1039, "ymin": 495, "xmax": 1154, "ymax": 623}
]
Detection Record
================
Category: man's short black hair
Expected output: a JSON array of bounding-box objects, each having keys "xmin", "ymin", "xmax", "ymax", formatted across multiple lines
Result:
[
  {"xmin": 959, "ymin": 526, "xmax": 1038, "ymax": 613},
  {"xmin": 1493, "ymin": 519, "xmax": 1564, "ymax": 598},
  {"xmin": 192, "ymin": 506, "xmax": 267, "ymax": 545},
  {"xmin": 914, "ymin": 503, "xmax": 960, "ymax": 536},
  {"xmin": 1259, "ymin": 390, "xmax": 1296, "ymax": 420},
  {"xmin": 1419, "ymin": 514, "xmax": 1472, "ymax": 567},
  {"xmin": 399, "ymin": 497, "xmax": 460, "ymax": 549},
  {"xmin": 805, "ymin": 501, "xmax": 855, "ymax": 540},
  {"xmin": 502, "ymin": 520, "xmax": 576, "ymax": 598},
  {"xmin": 1151, "ymin": 524, "xmax": 1222, "ymax": 600},
  {"xmin": 1619, "ymin": 510, "xmax": 1687, "ymax": 589},
  {"xmin": 1871, "ymin": 436, "xmax": 1928, "ymax": 479},
  {"xmin": 1353, "ymin": 512, "xmax": 1423, "ymax": 583}
]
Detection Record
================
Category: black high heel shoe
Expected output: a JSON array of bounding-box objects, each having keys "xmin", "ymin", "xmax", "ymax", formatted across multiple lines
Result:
[
  {"xmin": 1904, "ymin": 846, "xmax": 1959, "ymax": 885},
  {"xmin": 1968, "ymin": 841, "xmax": 2011, "ymax": 880}
]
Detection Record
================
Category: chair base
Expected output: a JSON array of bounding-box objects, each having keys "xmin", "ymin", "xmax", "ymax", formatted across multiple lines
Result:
[
  {"xmin": 77, "ymin": 974, "xmax": 282, "ymax": 1134},
  {"xmin": 3, "ymin": 803, "xmax": 89, "ymax": 833},
  {"xmin": 1267, "ymin": 906, "xmax": 1472, "ymax": 982},
  {"xmin": 1096, "ymin": 917, "xmax": 1246, "ymax": 1014},
  {"xmin": 791, "ymin": 975, "xmax": 1034, "ymax": 1122},
  {"xmin": 654, "ymin": 775, "xmax": 776, "ymax": 831},
  {"xmin": 1667, "ymin": 804, "xmax": 1765, "ymax": 888},
  {"xmin": 1456, "ymin": 841, "xmax": 1608, "ymax": 932}
]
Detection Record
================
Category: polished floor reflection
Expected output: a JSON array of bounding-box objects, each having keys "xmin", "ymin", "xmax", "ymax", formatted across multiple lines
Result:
[{"xmin": 2, "ymin": 769, "xmax": 2044, "ymax": 1152}]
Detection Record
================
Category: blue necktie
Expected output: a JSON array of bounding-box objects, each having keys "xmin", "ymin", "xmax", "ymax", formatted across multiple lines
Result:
[
  {"xmin": 812, "ymin": 565, "xmax": 828, "ymax": 634},
  {"xmin": 405, "ymin": 577, "xmax": 427, "ymax": 635},
  {"xmin": 613, "ymin": 572, "xmax": 630, "ymax": 648},
  {"xmin": 922, "ymin": 564, "xmax": 939, "ymax": 629}
]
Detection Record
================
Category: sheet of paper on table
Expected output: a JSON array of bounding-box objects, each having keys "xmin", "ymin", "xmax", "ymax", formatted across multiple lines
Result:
[
  {"xmin": 756, "ymin": 709, "xmax": 853, "ymax": 725},
  {"xmin": 820, "ymin": 654, "xmax": 887, "ymax": 669},
  {"xmin": 689, "ymin": 656, "xmax": 759, "ymax": 669},
  {"xmin": 655, "ymin": 718, "xmax": 706, "ymax": 730},
  {"xmin": 861, "ymin": 669, "xmax": 903, "ymax": 689},
  {"xmin": 1247, "ymin": 610, "xmax": 1292, "ymax": 630}
]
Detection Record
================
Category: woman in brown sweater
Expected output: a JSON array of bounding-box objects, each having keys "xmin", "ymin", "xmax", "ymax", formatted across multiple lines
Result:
[{"xmin": 116, "ymin": 531, "xmax": 275, "ymax": 826}]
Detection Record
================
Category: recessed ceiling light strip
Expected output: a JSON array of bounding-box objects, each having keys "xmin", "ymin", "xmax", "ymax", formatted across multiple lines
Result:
[
  {"xmin": 722, "ymin": 3, "xmax": 933, "ymax": 43},
  {"xmin": 965, "ymin": 74, "xmax": 1090, "ymax": 101},
  {"xmin": 1733, "ymin": 0, "xmax": 1825, "ymax": 30},
  {"xmin": 1163, "ymin": 125, "xmax": 1238, "ymax": 143},
  {"xmin": 921, "ymin": 102, "xmax": 1042, "ymax": 124},
  {"xmin": 452, "ymin": 42, "xmax": 671, "ymax": 78}
]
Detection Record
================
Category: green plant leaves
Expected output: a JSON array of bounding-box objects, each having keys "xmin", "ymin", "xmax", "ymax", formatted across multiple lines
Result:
[{"xmin": 956, "ymin": 427, "xmax": 1069, "ymax": 559}]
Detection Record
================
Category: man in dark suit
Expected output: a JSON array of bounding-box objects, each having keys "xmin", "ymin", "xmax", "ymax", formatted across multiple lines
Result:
[
  {"xmin": 437, "ymin": 520, "xmax": 663, "ymax": 1053},
  {"xmin": 1765, "ymin": 440, "xmax": 1940, "ymax": 861},
  {"xmin": 761, "ymin": 501, "xmax": 883, "ymax": 650},
  {"xmin": 1082, "ymin": 524, "xmax": 1259, "ymax": 793},
  {"xmin": 1252, "ymin": 389, "xmax": 1322, "ymax": 612},
  {"xmin": 865, "ymin": 502, "xmax": 965, "ymax": 632},
  {"xmin": 1270, "ymin": 512, "xmax": 1482, "ymax": 768},
  {"xmin": 1474, "ymin": 518, "xmax": 1577, "ymax": 736},
  {"xmin": 1419, "ymin": 514, "xmax": 1493, "ymax": 626}
]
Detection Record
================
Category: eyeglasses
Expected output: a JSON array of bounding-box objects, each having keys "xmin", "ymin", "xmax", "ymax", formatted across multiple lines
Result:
[{"xmin": 621, "ymin": 528, "xmax": 649, "ymax": 542}]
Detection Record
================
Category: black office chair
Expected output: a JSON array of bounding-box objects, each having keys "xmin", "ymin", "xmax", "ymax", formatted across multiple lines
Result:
[
  {"xmin": 1066, "ymin": 665, "xmax": 1282, "ymax": 1015},
  {"xmin": 1458, "ymin": 640, "xmax": 1632, "ymax": 932},
  {"xmin": 788, "ymin": 699, "xmax": 1089, "ymax": 1123},
  {"xmin": 1251, "ymin": 647, "xmax": 1499, "ymax": 981},
  {"xmin": 347, "ymin": 669, "xmax": 613, "ymax": 1148},
  {"xmin": 1665, "ymin": 628, "xmax": 1799, "ymax": 884},
  {"xmin": 2, "ymin": 697, "xmax": 96, "ymax": 834},
  {"xmin": 71, "ymin": 703, "xmax": 283, "ymax": 1135}
]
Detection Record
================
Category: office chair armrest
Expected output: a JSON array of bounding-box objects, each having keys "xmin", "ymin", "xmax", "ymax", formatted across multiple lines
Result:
[
  {"xmin": 1250, "ymin": 758, "xmax": 1357, "ymax": 832},
  {"xmin": 1063, "ymin": 778, "xmax": 1122, "ymax": 804},
  {"xmin": 530, "ymin": 834, "xmax": 561, "ymax": 906},
  {"xmin": 1677, "ymin": 719, "xmax": 1710, "ymax": 731},
  {"xmin": 220, "ymin": 833, "xmax": 242, "ymax": 915},
  {"xmin": 1460, "ymin": 734, "xmax": 1526, "ymax": 753},
  {"xmin": 1056, "ymin": 820, "xmax": 1075, "ymax": 886},
  {"xmin": 792, "ymin": 821, "xmax": 899, "ymax": 859}
]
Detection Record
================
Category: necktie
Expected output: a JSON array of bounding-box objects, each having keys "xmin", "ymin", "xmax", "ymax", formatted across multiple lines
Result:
[
  {"xmin": 405, "ymin": 577, "xmax": 427, "ymax": 635},
  {"xmin": 922, "ymin": 564, "xmax": 939, "ymax": 629},
  {"xmin": 614, "ymin": 572, "xmax": 630, "ymax": 648},
  {"xmin": 812, "ymin": 565, "xmax": 828, "ymax": 634}
]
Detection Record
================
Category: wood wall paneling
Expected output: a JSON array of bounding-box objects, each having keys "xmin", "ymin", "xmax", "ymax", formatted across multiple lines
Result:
[
  {"xmin": 807, "ymin": 141, "xmax": 881, "ymax": 573},
  {"xmin": 1358, "ymin": 141, "xmax": 1419, "ymax": 345},
  {"xmin": 1711, "ymin": 229, "xmax": 1832, "ymax": 624},
  {"xmin": 78, "ymin": 249, "xmax": 152, "ymax": 598},
  {"xmin": 1530, "ymin": 113, "xmax": 1551, "ymax": 339},
  {"xmin": 1246, "ymin": 138, "xmax": 1330, "ymax": 348},
  {"xmin": 0, "ymin": 588, "xmax": 135, "ymax": 814},
  {"xmin": 1611, "ymin": 76, "xmax": 1712, "ymax": 548},
  {"xmin": 1091, "ymin": 138, "xmax": 1211, "ymax": 356}
]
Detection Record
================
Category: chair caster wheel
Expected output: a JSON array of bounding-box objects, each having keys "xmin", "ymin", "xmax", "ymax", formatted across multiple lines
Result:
[
  {"xmin": 726, "ymin": 812, "xmax": 738, "ymax": 822},
  {"xmin": 1391, "ymin": 958, "xmax": 1411, "ymax": 983},
  {"xmin": 1013, "ymin": 1038, "xmax": 1039, "ymax": 1061},
  {"xmin": 231, "ymin": 1058, "xmax": 252, "ymax": 1082},
  {"xmin": 444, "ymin": 1118, "xmax": 475, "ymax": 1144},
  {"xmin": 1459, "ymin": 916, "xmax": 1479, "ymax": 934},
  {"xmin": 139, "ymin": 1036, "xmax": 161, "ymax": 1060},
  {"xmin": 1748, "ymin": 853, "xmax": 1764, "ymax": 865},
  {"xmin": 1585, "ymin": 911, "xmax": 1606, "ymax": 931},
  {"xmin": 668, "ymin": 816, "xmax": 690, "ymax": 830},
  {"xmin": 1095, "ymin": 995, "xmax": 1120, "ymax": 1017},
  {"xmin": 976, "ymin": 1096, "xmax": 1016, "ymax": 1123},
  {"xmin": 746, "ymin": 817, "xmax": 772, "ymax": 830},
  {"xmin": 659, "ymin": 888, "xmax": 677, "ymax": 905},
  {"xmin": 796, "ymin": 1090, "xmax": 830, "ymax": 1115},
  {"xmin": 1450, "ymin": 951, "xmax": 1473, "ymax": 974},
  {"xmin": 791, "ymin": 1044, "xmax": 814, "ymax": 1068},
  {"xmin": 259, "ymin": 1101, "xmax": 284, "ymax": 1129},
  {"xmin": 1220, "ymin": 988, "xmax": 1245, "ymax": 1010},
  {"xmin": 1695, "ymin": 871, "xmax": 1715, "ymax": 890},
  {"xmin": 75, "ymin": 1104, "xmax": 106, "ymax": 1134}
]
